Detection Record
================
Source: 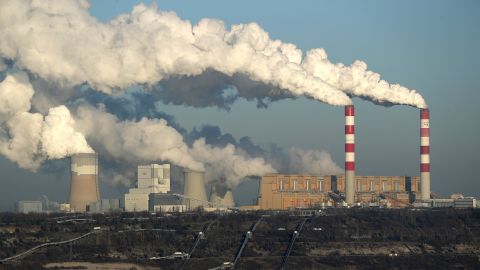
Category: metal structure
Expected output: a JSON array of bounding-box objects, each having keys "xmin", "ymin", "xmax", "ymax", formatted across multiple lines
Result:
[
  {"xmin": 180, "ymin": 221, "xmax": 214, "ymax": 270},
  {"xmin": 420, "ymin": 108, "xmax": 431, "ymax": 201},
  {"xmin": 69, "ymin": 153, "xmax": 99, "ymax": 212},
  {"xmin": 232, "ymin": 217, "xmax": 263, "ymax": 267},
  {"xmin": 345, "ymin": 105, "xmax": 355, "ymax": 205},
  {"xmin": 280, "ymin": 218, "xmax": 309, "ymax": 270},
  {"xmin": 183, "ymin": 169, "xmax": 209, "ymax": 210}
]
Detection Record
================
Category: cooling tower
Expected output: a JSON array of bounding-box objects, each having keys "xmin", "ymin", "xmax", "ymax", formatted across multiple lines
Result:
[
  {"xmin": 183, "ymin": 169, "xmax": 208, "ymax": 210},
  {"xmin": 69, "ymin": 153, "xmax": 100, "ymax": 212},
  {"xmin": 209, "ymin": 185, "xmax": 223, "ymax": 206},
  {"xmin": 345, "ymin": 105, "xmax": 355, "ymax": 205},
  {"xmin": 222, "ymin": 190, "xmax": 234, "ymax": 208},
  {"xmin": 420, "ymin": 109, "xmax": 430, "ymax": 201},
  {"xmin": 209, "ymin": 184, "xmax": 235, "ymax": 208}
]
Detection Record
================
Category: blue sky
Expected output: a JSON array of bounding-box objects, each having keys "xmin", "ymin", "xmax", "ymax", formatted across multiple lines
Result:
[{"xmin": 0, "ymin": 0, "xmax": 479, "ymax": 209}]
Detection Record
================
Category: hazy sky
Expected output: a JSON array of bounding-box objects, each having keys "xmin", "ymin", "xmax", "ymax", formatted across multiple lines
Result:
[{"xmin": 0, "ymin": 0, "xmax": 479, "ymax": 210}]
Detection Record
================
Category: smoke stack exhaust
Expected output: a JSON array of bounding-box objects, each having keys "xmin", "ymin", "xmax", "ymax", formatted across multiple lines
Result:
[
  {"xmin": 345, "ymin": 105, "xmax": 355, "ymax": 204},
  {"xmin": 420, "ymin": 108, "xmax": 430, "ymax": 201},
  {"xmin": 69, "ymin": 153, "xmax": 100, "ymax": 212}
]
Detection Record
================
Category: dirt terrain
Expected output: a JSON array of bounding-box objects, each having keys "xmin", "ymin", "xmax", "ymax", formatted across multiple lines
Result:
[{"xmin": 0, "ymin": 208, "xmax": 479, "ymax": 269}]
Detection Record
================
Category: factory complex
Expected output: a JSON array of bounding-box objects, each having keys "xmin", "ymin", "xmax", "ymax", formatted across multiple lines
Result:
[{"xmin": 14, "ymin": 106, "xmax": 478, "ymax": 214}]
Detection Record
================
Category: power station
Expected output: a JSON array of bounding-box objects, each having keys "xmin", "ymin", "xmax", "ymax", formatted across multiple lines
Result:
[{"xmin": 64, "ymin": 106, "xmax": 432, "ymax": 212}]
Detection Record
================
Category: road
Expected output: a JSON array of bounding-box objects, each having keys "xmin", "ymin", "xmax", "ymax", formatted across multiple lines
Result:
[{"xmin": 0, "ymin": 229, "xmax": 102, "ymax": 263}]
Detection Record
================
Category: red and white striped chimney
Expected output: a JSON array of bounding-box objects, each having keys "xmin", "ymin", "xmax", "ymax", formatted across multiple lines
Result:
[
  {"xmin": 345, "ymin": 105, "xmax": 355, "ymax": 204},
  {"xmin": 420, "ymin": 108, "xmax": 430, "ymax": 201}
]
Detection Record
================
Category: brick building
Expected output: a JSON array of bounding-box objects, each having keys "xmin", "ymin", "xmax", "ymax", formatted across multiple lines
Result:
[{"xmin": 257, "ymin": 174, "xmax": 420, "ymax": 209}]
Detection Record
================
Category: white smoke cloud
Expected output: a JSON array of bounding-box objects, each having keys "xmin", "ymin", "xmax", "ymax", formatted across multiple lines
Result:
[
  {"xmin": 1, "ymin": 111, "xmax": 44, "ymax": 170},
  {"xmin": 0, "ymin": 72, "xmax": 93, "ymax": 170},
  {"xmin": 0, "ymin": 71, "xmax": 276, "ymax": 187},
  {"xmin": 74, "ymin": 105, "xmax": 275, "ymax": 187},
  {"xmin": 302, "ymin": 49, "xmax": 427, "ymax": 108},
  {"xmin": 190, "ymin": 138, "xmax": 275, "ymax": 187},
  {"xmin": 287, "ymin": 148, "xmax": 343, "ymax": 176},
  {"xmin": 0, "ymin": 0, "xmax": 426, "ymax": 108},
  {"xmin": 0, "ymin": 0, "xmax": 350, "ymax": 106},
  {"xmin": 74, "ymin": 104, "xmax": 204, "ymax": 171},
  {"xmin": 0, "ymin": 72, "xmax": 34, "ymax": 118},
  {"xmin": 0, "ymin": 1, "xmax": 425, "ymax": 189},
  {"xmin": 41, "ymin": 106, "xmax": 93, "ymax": 159}
]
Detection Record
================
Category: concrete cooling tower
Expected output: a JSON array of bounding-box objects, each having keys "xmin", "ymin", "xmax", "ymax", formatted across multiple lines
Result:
[
  {"xmin": 69, "ymin": 153, "xmax": 100, "ymax": 212},
  {"xmin": 209, "ymin": 184, "xmax": 235, "ymax": 208},
  {"xmin": 183, "ymin": 169, "xmax": 208, "ymax": 210},
  {"xmin": 222, "ymin": 190, "xmax": 234, "ymax": 208},
  {"xmin": 209, "ymin": 185, "xmax": 223, "ymax": 206}
]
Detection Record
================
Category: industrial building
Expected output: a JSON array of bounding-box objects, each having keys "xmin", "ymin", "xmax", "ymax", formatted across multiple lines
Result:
[
  {"xmin": 258, "ymin": 174, "xmax": 328, "ymax": 210},
  {"xmin": 425, "ymin": 194, "xmax": 476, "ymax": 209},
  {"xmin": 87, "ymin": 198, "xmax": 121, "ymax": 213},
  {"xmin": 17, "ymin": 201, "xmax": 43, "ymax": 213},
  {"xmin": 454, "ymin": 198, "xmax": 476, "ymax": 208},
  {"xmin": 69, "ymin": 153, "xmax": 100, "ymax": 212},
  {"xmin": 124, "ymin": 164, "xmax": 171, "ymax": 212},
  {"xmin": 149, "ymin": 193, "xmax": 186, "ymax": 213},
  {"xmin": 59, "ymin": 203, "xmax": 71, "ymax": 212},
  {"xmin": 257, "ymin": 174, "xmax": 421, "ymax": 210}
]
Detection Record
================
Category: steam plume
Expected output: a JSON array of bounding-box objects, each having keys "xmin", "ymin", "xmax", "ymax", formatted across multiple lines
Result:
[
  {"xmin": 0, "ymin": 72, "xmax": 93, "ymax": 170},
  {"xmin": 0, "ymin": 0, "xmax": 424, "ymax": 108},
  {"xmin": 302, "ymin": 49, "xmax": 427, "ymax": 108},
  {"xmin": 74, "ymin": 105, "xmax": 275, "ymax": 186},
  {"xmin": 0, "ymin": 0, "xmax": 350, "ymax": 104},
  {"xmin": 0, "ymin": 1, "xmax": 427, "ymax": 188}
]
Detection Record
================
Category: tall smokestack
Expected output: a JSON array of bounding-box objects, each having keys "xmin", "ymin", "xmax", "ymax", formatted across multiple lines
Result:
[
  {"xmin": 345, "ymin": 105, "xmax": 355, "ymax": 205},
  {"xmin": 69, "ymin": 153, "xmax": 99, "ymax": 212},
  {"xmin": 420, "ymin": 109, "xmax": 430, "ymax": 201},
  {"xmin": 183, "ymin": 169, "xmax": 208, "ymax": 210}
]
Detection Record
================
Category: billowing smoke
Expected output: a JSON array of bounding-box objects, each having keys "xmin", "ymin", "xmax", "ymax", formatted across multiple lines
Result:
[
  {"xmin": 155, "ymin": 69, "xmax": 296, "ymax": 110},
  {"xmin": 0, "ymin": 1, "xmax": 426, "ymax": 189},
  {"xmin": 187, "ymin": 125, "xmax": 343, "ymax": 185},
  {"xmin": 302, "ymin": 49, "xmax": 427, "ymax": 108},
  {"xmin": 190, "ymin": 138, "xmax": 274, "ymax": 187},
  {"xmin": 285, "ymin": 148, "xmax": 342, "ymax": 175},
  {"xmin": 74, "ymin": 104, "xmax": 275, "ymax": 187},
  {"xmin": 0, "ymin": 72, "xmax": 93, "ymax": 170},
  {"xmin": 0, "ymin": 0, "xmax": 425, "ymax": 108},
  {"xmin": 74, "ymin": 104, "xmax": 203, "ymax": 171}
]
